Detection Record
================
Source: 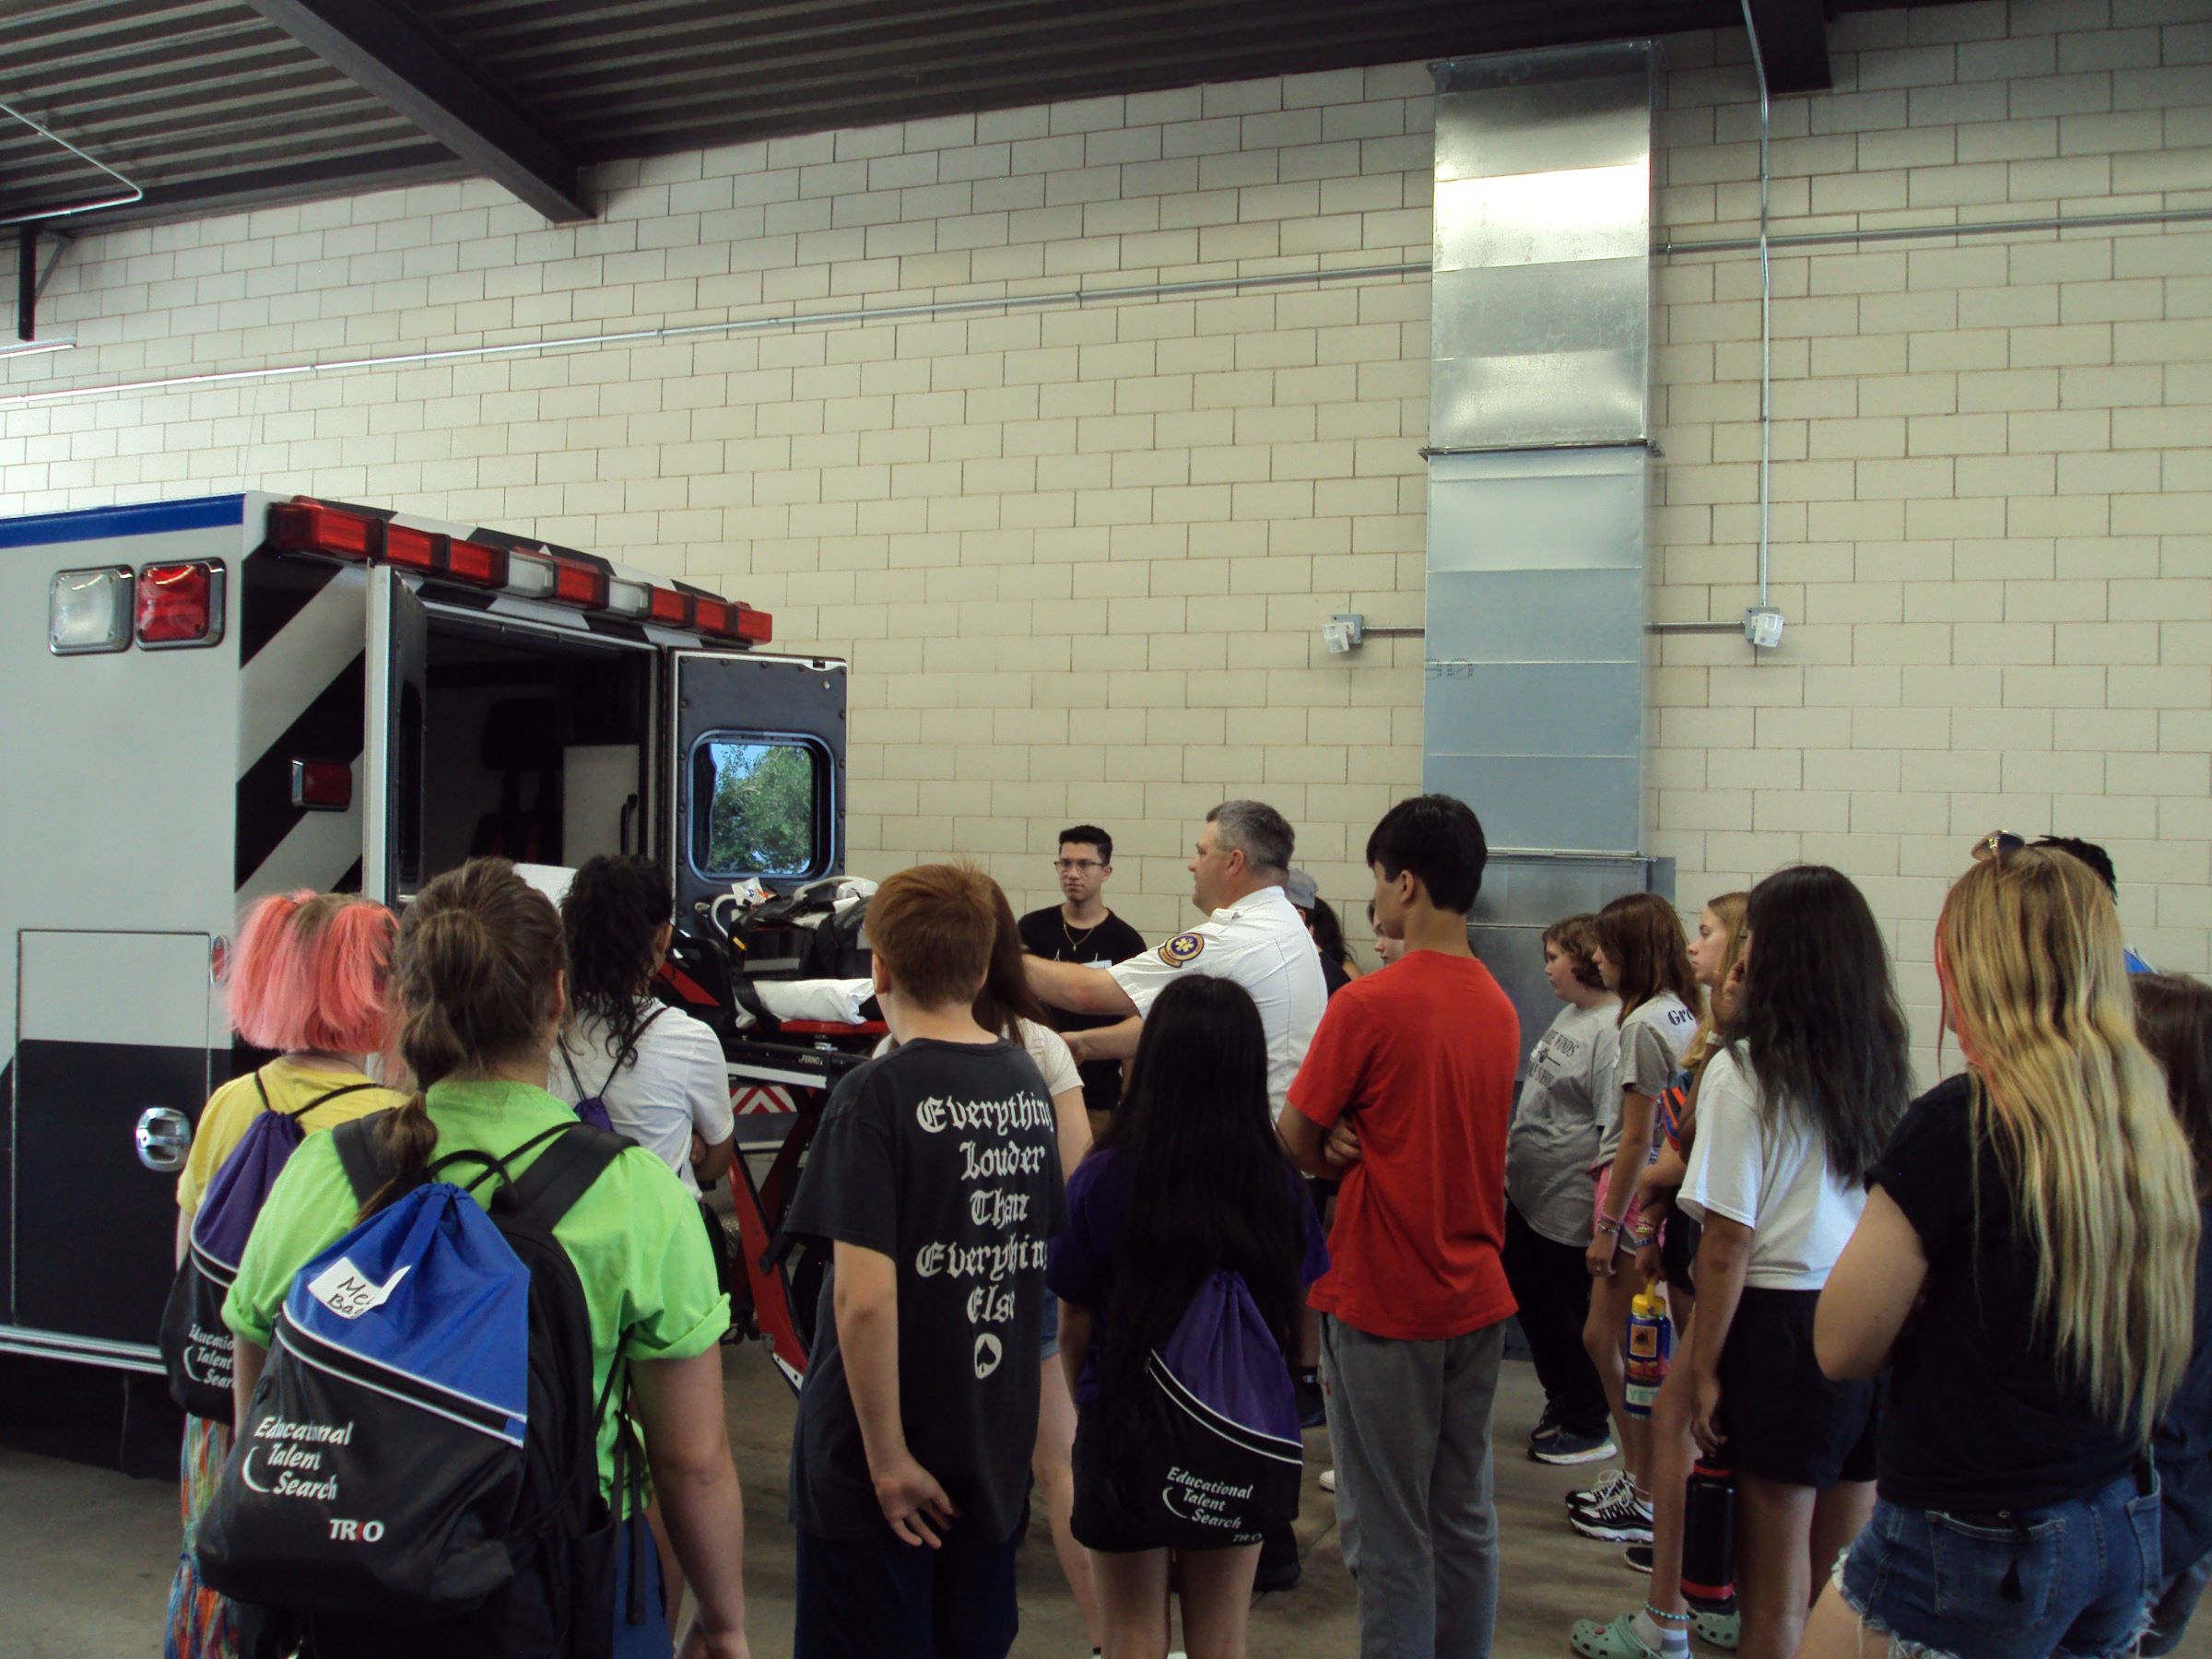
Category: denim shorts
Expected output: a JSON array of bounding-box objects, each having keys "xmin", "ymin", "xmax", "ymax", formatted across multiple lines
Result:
[{"xmin": 1835, "ymin": 1471, "xmax": 2159, "ymax": 1659}]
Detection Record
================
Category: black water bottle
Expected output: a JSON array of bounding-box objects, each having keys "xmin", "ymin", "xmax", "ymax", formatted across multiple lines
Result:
[{"xmin": 1680, "ymin": 1456, "xmax": 1736, "ymax": 1610}]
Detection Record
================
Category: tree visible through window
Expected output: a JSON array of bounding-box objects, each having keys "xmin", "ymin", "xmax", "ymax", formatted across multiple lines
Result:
[{"xmin": 702, "ymin": 740, "xmax": 816, "ymax": 876}]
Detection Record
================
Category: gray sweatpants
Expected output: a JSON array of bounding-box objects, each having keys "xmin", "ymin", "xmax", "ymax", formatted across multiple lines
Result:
[{"xmin": 1321, "ymin": 1314, "xmax": 1505, "ymax": 1659}]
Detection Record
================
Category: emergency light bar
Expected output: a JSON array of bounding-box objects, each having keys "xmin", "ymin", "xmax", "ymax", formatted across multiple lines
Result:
[{"xmin": 264, "ymin": 500, "xmax": 770, "ymax": 645}]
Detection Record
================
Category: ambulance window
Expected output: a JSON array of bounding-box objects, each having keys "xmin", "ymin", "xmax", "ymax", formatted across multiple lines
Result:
[{"xmin": 693, "ymin": 736, "xmax": 826, "ymax": 879}]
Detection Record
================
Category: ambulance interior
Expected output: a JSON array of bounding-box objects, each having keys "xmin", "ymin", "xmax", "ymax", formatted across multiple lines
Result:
[{"xmin": 418, "ymin": 620, "xmax": 654, "ymax": 886}]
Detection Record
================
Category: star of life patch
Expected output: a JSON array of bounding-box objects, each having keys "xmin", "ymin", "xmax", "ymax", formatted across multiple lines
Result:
[{"xmin": 1158, "ymin": 932, "xmax": 1206, "ymax": 967}]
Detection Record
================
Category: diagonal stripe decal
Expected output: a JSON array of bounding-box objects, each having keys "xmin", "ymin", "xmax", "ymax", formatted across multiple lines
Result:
[
  {"xmin": 239, "ymin": 547, "xmax": 338, "ymax": 666},
  {"xmin": 235, "ymin": 651, "xmax": 366, "ymax": 892}
]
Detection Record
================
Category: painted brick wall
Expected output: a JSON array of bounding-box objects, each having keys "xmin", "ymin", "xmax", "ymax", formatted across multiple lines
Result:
[{"xmin": 2, "ymin": 0, "xmax": 2206, "ymax": 1077}]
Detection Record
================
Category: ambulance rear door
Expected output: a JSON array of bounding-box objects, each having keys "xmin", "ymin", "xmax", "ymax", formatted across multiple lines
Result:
[{"xmin": 665, "ymin": 652, "xmax": 847, "ymax": 921}]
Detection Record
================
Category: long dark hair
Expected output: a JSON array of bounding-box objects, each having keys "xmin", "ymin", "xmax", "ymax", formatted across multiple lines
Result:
[
  {"xmin": 368, "ymin": 857, "xmax": 567, "ymax": 1215},
  {"xmin": 2135, "ymin": 973, "xmax": 2212, "ymax": 1203},
  {"xmin": 560, "ymin": 854, "xmax": 671, "ymax": 1070},
  {"xmin": 973, "ymin": 882, "xmax": 1049, "ymax": 1040},
  {"xmin": 1092, "ymin": 976, "xmax": 1306, "ymax": 1408},
  {"xmin": 1727, "ymin": 865, "xmax": 1912, "ymax": 1184},
  {"xmin": 1593, "ymin": 892, "xmax": 1699, "ymax": 1024},
  {"xmin": 1309, "ymin": 895, "xmax": 1349, "ymax": 971}
]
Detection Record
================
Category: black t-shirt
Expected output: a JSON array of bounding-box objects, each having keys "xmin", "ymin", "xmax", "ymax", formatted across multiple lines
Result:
[
  {"xmin": 1872, "ymin": 1074, "xmax": 2140, "ymax": 1512},
  {"xmin": 1017, "ymin": 906, "xmax": 1147, "ymax": 1115},
  {"xmin": 782, "ymin": 1037, "xmax": 1068, "ymax": 1543}
]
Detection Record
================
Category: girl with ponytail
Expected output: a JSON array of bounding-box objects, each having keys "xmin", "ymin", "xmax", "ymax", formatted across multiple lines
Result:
[
  {"xmin": 168, "ymin": 890, "xmax": 405, "ymax": 1659},
  {"xmin": 221, "ymin": 859, "xmax": 754, "ymax": 1659},
  {"xmin": 1805, "ymin": 845, "xmax": 2200, "ymax": 1659}
]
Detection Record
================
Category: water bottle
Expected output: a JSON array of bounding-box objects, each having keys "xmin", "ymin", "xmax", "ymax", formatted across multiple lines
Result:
[
  {"xmin": 1680, "ymin": 1456, "xmax": 1737, "ymax": 1609},
  {"xmin": 1622, "ymin": 1283, "xmax": 1671, "ymax": 1418}
]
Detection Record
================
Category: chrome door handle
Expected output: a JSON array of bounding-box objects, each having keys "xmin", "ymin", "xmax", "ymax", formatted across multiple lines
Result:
[{"xmin": 135, "ymin": 1107, "xmax": 193, "ymax": 1172}]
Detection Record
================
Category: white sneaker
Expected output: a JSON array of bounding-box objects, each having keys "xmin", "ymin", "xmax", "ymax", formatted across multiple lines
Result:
[{"xmin": 1319, "ymin": 1467, "xmax": 1335, "ymax": 1493}]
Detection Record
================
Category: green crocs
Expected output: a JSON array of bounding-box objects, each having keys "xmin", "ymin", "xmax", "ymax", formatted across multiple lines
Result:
[
  {"xmin": 1692, "ymin": 1608, "xmax": 1740, "ymax": 1650},
  {"xmin": 1570, "ymin": 1614, "xmax": 1663, "ymax": 1659}
]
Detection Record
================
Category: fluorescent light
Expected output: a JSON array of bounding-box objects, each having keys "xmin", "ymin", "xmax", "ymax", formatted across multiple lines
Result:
[{"xmin": 0, "ymin": 335, "xmax": 75, "ymax": 359}]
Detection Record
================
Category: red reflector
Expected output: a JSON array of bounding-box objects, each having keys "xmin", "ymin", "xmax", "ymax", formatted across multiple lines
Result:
[
  {"xmin": 442, "ymin": 538, "xmax": 507, "ymax": 586},
  {"xmin": 648, "ymin": 586, "xmax": 695, "ymax": 627},
  {"xmin": 382, "ymin": 524, "xmax": 438, "ymax": 572},
  {"xmin": 135, "ymin": 560, "xmax": 221, "ymax": 646},
  {"xmin": 549, "ymin": 557, "xmax": 609, "ymax": 609},
  {"xmin": 694, "ymin": 597, "xmax": 738, "ymax": 638},
  {"xmin": 267, "ymin": 501, "xmax": 376, "ymax": 559},
  {"xmin": 735, "ymin": 606, "xmax": 773, "ymax": 643},
  {"xmin": 289, "ymin": 759, "xmax": 353, "ymax": 811}
]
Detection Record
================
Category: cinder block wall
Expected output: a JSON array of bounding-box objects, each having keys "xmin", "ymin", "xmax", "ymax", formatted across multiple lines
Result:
[{"xmin": 3, "ymin": 0, "xmax": 2205, "ymax": 1077}]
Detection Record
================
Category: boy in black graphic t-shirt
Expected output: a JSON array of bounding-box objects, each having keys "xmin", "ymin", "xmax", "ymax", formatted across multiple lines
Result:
[{"xmin": 782, "ymin": 864, "xmax": 1068, "ymax": 1659}]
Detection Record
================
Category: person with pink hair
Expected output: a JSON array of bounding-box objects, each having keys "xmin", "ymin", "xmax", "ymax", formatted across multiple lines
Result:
[{"xmin": 166, "ymin": 890, "xmax": 406, "ymax": 1659}]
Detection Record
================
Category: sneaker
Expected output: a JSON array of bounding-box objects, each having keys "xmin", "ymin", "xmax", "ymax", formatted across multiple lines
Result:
[
  {"xmin": 1570, "ymin": 1613, "xmax": 1663, "ymax": 1659},
  {"xmin": 1620, "ymin": 1542, "xmax": 1653, "ymax": 1575},
  {"xmin": 1318, "ymin": 1467, "xmax": 1335, "ymax": 1493},
  {"xmin": 1569, "ymin": 1467, "xmax": 1631, "ymax": 1512},
  {"xmin": 1533, "ymin": 1427, "xmax": 1618, "ymax": 1466},
  {"xmin": 1528, "ymin": 1404, "xmax": 1564, "ymax": 1447},
  {"xmin": 1692, "ymin": 1608, "xmax": 1739, "ymax": 1651},
  {"xmin": 1571, "ymin": 1484, "xmax": 1654, "ymax": 1544}
]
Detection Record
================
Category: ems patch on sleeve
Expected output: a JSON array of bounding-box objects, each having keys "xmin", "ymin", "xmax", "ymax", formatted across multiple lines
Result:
[{"xmin": 1158, "ymin": 932, "xmax": 1206, "ymax": 968}]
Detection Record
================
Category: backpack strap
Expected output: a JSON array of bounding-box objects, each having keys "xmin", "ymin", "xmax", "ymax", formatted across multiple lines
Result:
[
  {"xmin": 283, "ymin": 1079, "xmax": 380, "ymax": 1124},
  {"xmin": 594, "ymin": 1006, "xmax": 667, "ymax": 1098},
  {"xmin": 331, "ymin": 1115, "xmax": 389, "ymax": 1206},
  {"xmin": 559, "ymin": 1036, "xmax": 590, "ymax": 1102},
  {"xmin": 494, "ymin": 1123, "xmax": 630, "ymax": 1234}
]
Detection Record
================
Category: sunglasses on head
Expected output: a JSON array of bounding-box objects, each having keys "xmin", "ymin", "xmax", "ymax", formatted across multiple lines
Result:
[{"xmin": 1971, "ymin": 830, "xmax": 2027, "ymax": 862}]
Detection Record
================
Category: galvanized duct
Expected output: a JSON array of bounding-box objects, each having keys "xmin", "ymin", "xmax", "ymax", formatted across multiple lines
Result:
[{"xmin": 1422, "ymin": 43, "xmax": 1668, "ymax": 1045}]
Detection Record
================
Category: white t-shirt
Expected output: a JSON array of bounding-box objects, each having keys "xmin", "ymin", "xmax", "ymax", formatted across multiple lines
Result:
[
  {"xmin": 1107, "ymin": 883, "xmax": 1326, "ymax": 1115},
  {"xmin": 1677, "ymin": 1047, "xmax": 1869, "ymax": 1290},
  {"xmin": 1507, "ymin": 999, "xmax": 1621, "ymax": 1248},
  {"xmin": 870, "ymin": 1018, "xmax": 1081, "ymax": 1100},
  {"xmin": 550, "ymin": 1001, "xmax": 735, "ymax": 1195}
]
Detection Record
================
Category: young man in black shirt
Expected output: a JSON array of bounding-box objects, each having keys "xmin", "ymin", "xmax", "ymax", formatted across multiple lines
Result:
[
  {"xmin": 782, "ymin": 864, "xmax": 1068, "ymax": 1659},
  {"xmin": 1017, "ymin": 824, "xmax": 1145, "ymax": 1132}
]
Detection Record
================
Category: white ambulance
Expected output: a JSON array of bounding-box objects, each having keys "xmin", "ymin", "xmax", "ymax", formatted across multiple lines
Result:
[{"xmin": 1, "ymin": 493, "xmax": 846, "ymax": 1389}]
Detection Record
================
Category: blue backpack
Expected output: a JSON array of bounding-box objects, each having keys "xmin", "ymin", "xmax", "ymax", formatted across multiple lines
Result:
[
  {"xmin": 159, "ymin": 1074, "xmax": 379, "ymax": 1420},
  {"xmin": 196, "ymin": 1116, "xmax": 640, "ymax": 1659},
  {"xmin": 1082, "ymin": 1270, "xmax": 1304, "ymax": 1548}
]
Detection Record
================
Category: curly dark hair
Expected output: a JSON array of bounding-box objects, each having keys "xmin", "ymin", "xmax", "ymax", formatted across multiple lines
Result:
[{"xmin": 559, "ymin": 854, "xmax": 673, "ymax": 1071}]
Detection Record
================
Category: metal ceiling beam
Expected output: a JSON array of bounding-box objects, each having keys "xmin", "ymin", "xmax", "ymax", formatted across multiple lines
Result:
[
  {"xmin": 1743, "ymin": 0, "xmax": 1831, "ymax": 93},
  {"xmin": 236, "ymin": 0, "xmax": 591, "ymax": 222}
]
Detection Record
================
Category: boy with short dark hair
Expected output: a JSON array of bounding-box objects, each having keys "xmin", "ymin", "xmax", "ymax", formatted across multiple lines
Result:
[
  {"xmin": 781, "ymin": 864, "xmax": 1068, "ymax": 1659},
  {"xmin": 1278, "ymin": 794, "xmax": 1522, "ymax": 1659}
]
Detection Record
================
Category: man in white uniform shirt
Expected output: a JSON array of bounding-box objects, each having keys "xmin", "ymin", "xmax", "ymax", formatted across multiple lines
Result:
[{"xmin": 1022, "ymin": 799, "xmax": 1327, "ymax": 1118}]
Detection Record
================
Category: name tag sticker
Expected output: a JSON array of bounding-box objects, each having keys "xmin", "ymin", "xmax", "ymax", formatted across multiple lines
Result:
[{"xmin": 307, "ymin": 1258, "xmax": 411, "ymax": 1321}]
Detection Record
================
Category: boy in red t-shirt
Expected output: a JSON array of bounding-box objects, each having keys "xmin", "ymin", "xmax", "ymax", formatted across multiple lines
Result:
[{"xmin": 1279, "ymin": 794, "xmax": 1522, "ymax": 1659}]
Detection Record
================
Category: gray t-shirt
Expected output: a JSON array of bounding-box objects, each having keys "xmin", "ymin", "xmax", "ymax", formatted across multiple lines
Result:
[
  {"xmin": 1505, "ymin": 999, "xmax": 1621, "ymax": 1247},
  {"xmin": 1595, "ymin": 991, "xmax": 1700, "ymax": 1163}
]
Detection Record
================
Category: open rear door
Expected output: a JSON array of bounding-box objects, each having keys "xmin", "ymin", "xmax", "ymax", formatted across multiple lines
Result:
[
  {"xmin": 666, "ymin": 651, "xmax": 847, "ymax": 920},
  {"xmin": 363, "ymin": 566, "xmax": 428, "ymax": 907}
]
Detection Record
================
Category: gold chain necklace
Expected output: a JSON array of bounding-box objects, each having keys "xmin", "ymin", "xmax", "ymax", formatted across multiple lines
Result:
[{"xmin": 1061, "ymin": 913, "xmax": 1102, "ymax": 955}]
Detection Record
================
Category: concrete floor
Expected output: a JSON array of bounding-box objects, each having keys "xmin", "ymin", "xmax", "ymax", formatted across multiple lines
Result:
[{"xmin": 7, "ymin": 1347, "xmax": 2210, "ymax": 1658}]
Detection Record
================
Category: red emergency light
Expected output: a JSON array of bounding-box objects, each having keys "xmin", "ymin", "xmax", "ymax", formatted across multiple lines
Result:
[
  {"xmin": 135, "ymin": 560, "xmax": 225, "ymax": 648},
  {"xmin": 263, "ymin": 500, "xmax": 761, "ymax": 647}
]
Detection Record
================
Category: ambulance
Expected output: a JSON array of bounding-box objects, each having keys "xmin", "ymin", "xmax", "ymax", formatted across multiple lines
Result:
[{"xmin": 0, "ymin": 493, "xmax": 847, "ymax": 1395}]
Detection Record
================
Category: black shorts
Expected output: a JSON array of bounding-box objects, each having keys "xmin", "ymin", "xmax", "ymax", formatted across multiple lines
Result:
[
  {"xmin": 1716, "ymin": 1287, "xmax": 1877, "ymax": 1489},
  {"xmin": 1661, "ymin": 1210, "xmax": 1700, "ymax": 1293}
]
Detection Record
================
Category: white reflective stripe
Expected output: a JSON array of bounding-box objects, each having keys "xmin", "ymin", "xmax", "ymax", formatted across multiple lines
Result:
[
  {"xmin": 279, "ymin": 1316, "xmax": 526, "ymax": 1441},
  {"xmin": 1146, "ymin": 1353, "xmax": 1304, "ymax": 1466},
  {"xmin": 277, "ymin": 1328, "xmax": 525, "ymax": 1450},
  {"xmin": 238, "ymin": 571, "xmax": 362, "ymax": 767}
]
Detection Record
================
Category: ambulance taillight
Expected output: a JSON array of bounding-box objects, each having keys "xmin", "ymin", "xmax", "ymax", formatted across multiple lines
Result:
[
  {"xmin": 135, "ymin": 561, "xmax": 225, "ymax": 649},
  {"xmin": 48, "ymin": 565, "xmax": 134, "ymax": 654}
]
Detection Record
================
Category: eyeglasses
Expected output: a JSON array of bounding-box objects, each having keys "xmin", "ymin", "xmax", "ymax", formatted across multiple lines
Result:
[
  {"xmin": 1971, "ymin": 830, "xmax": 2026, "ymax": 862},
  {"xmin": 1053, "ymin": 859, "xmax": 1103, "ymax": 874}
]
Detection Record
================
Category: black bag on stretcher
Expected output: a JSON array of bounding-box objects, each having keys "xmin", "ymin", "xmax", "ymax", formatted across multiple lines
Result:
[
  {"xmin": 195, "ymin": 1117, "xmax": 641, "ymax": 1659},
  {"xmin": 1074, "ymin": 1269, "xmax": 1305, "ymax": 1549}
]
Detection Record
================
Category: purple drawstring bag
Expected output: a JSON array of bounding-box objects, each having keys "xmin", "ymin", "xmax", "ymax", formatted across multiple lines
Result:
[{"xmin": 1089, "ymin": 1269, "xmax": 1305, "ymax": 1547}]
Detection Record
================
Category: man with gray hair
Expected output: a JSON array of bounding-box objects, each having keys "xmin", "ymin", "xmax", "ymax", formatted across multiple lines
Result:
[{"xmin": 1023, "ymin": 799, "xmax": 1326, "ymax": 1119}]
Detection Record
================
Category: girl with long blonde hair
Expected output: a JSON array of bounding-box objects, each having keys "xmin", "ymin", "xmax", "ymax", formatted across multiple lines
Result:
[{"xmin": 1806, "ymin": 845, "xmax": 2199, "ymax": 1659}]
